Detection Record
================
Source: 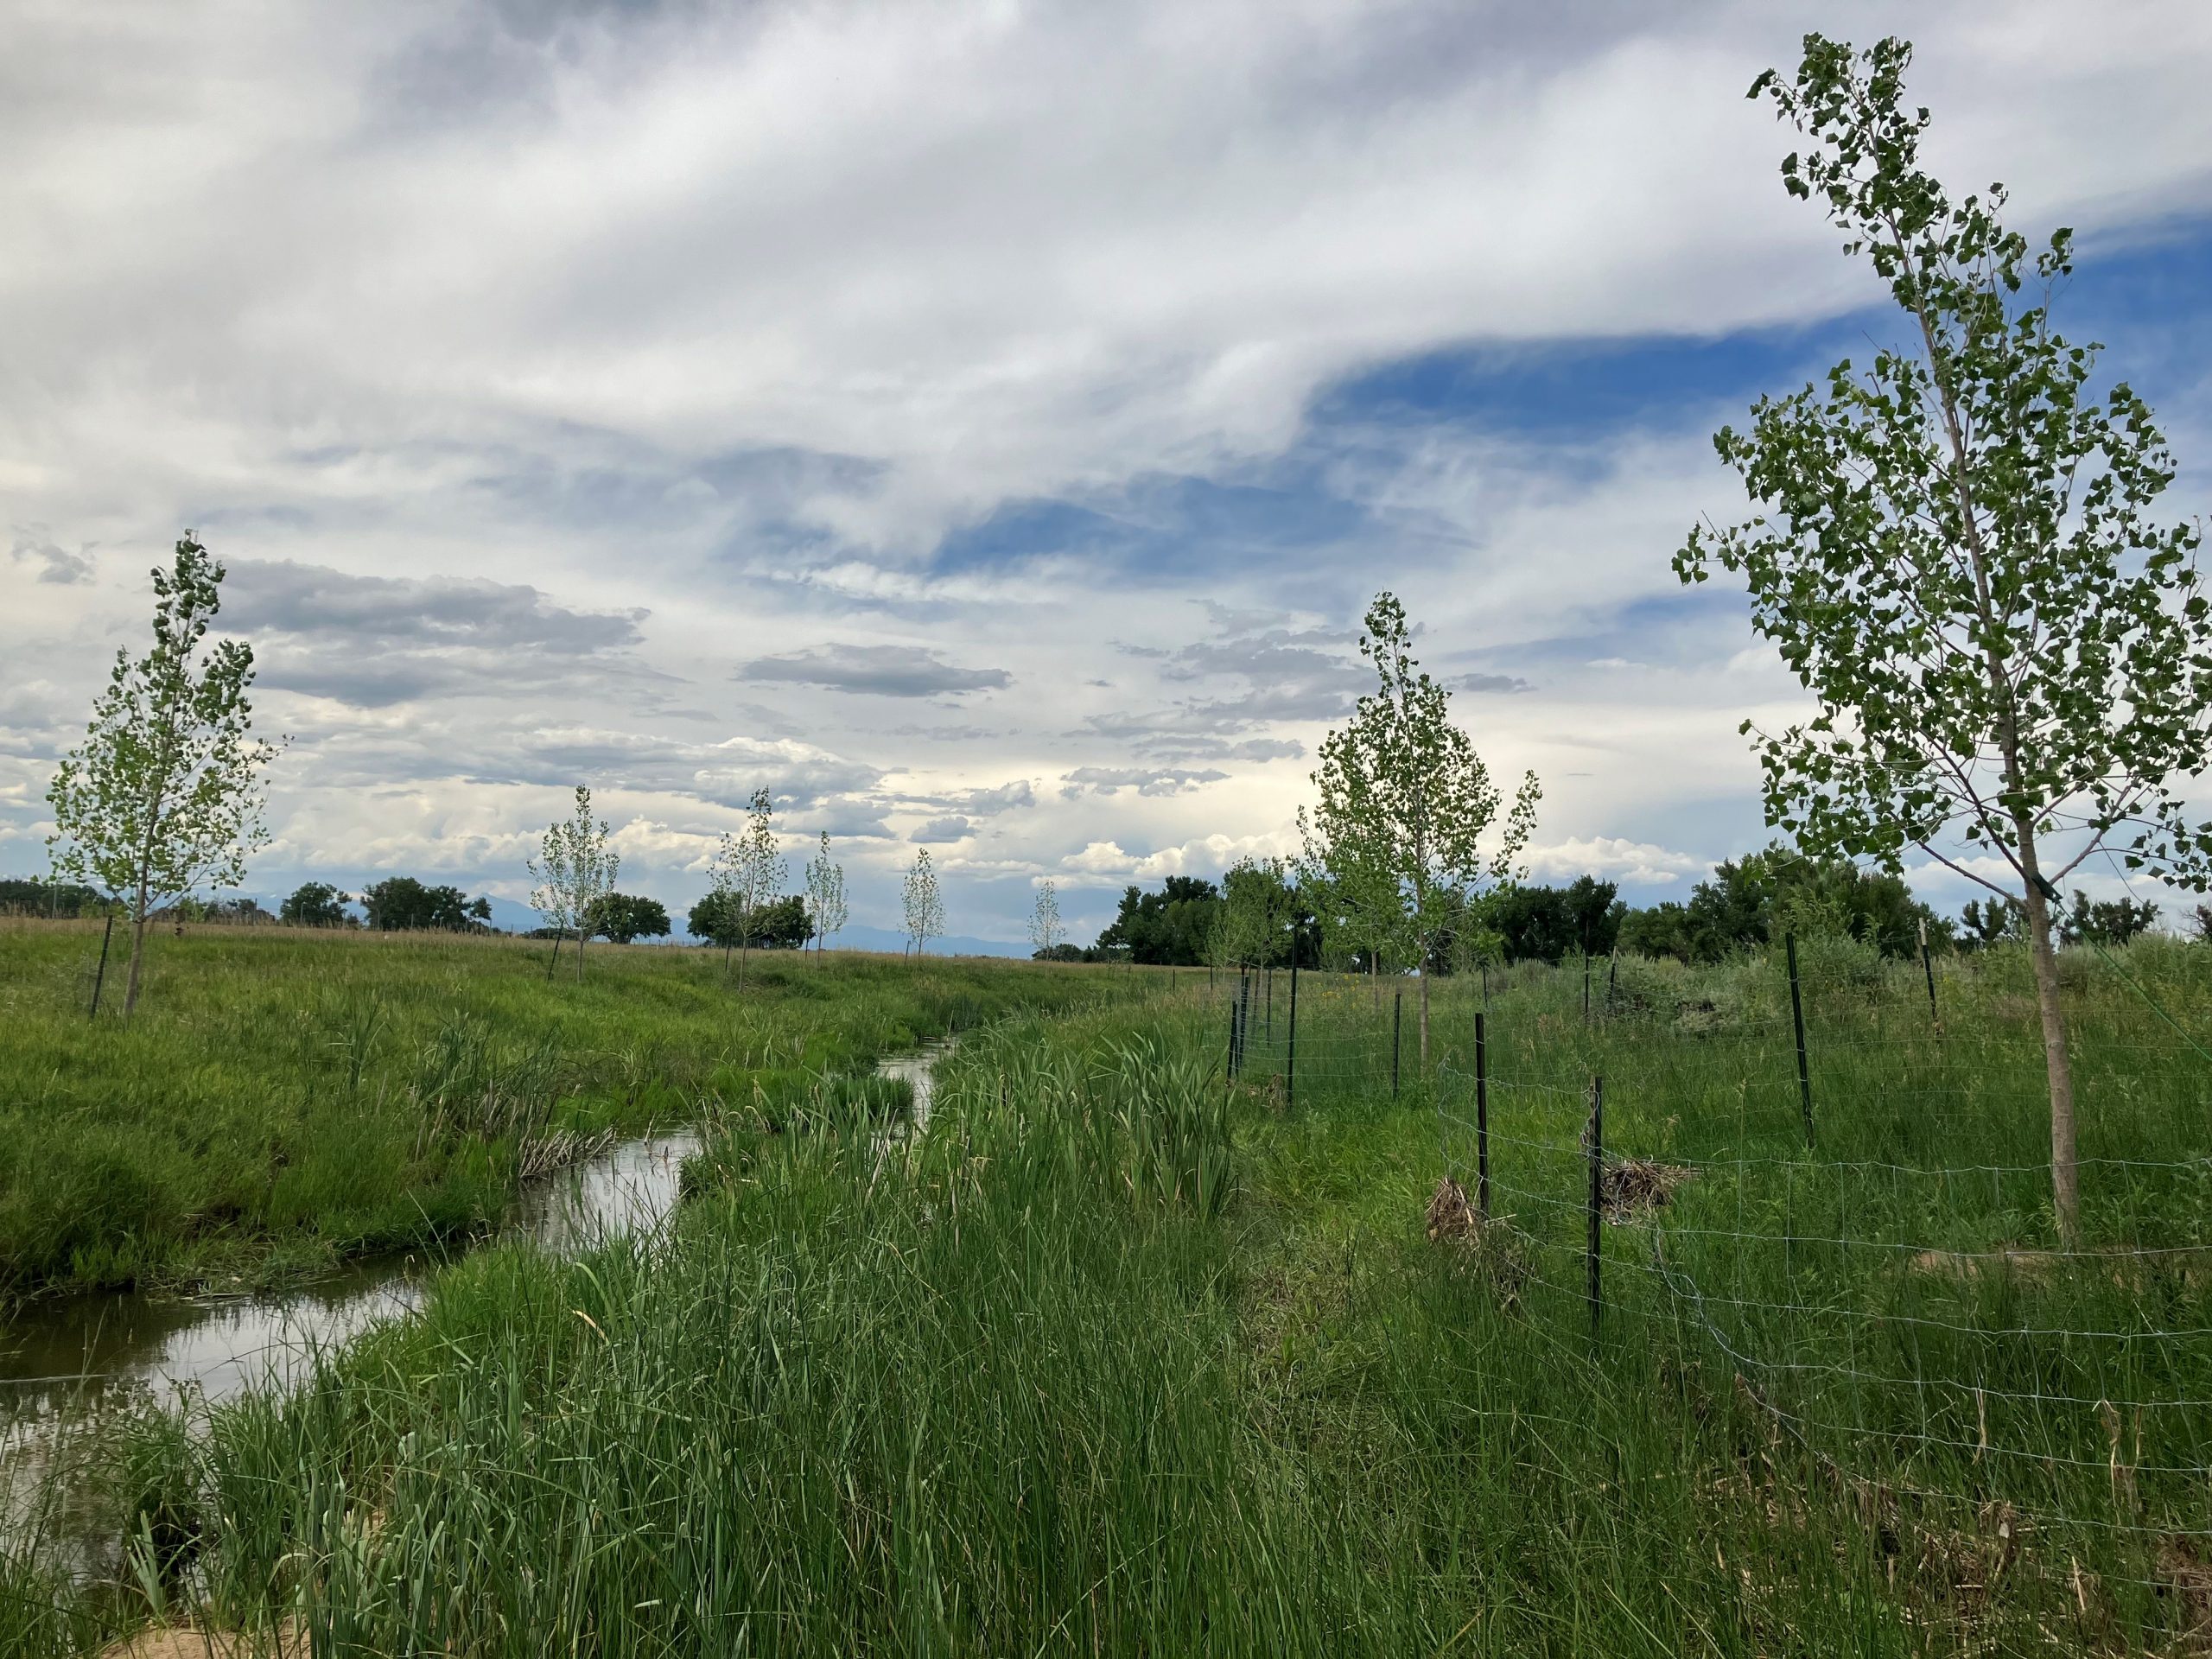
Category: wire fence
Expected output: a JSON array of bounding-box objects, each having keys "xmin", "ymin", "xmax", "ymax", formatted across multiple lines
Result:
[{"xmin": 1208, "ymin": 945, "xmax": 2212, "ymax": 1594}]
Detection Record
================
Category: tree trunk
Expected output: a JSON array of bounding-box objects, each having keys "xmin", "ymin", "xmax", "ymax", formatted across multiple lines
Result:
[
  {"xmin": 739, "ymin": 937, "xmax": 748, "ymax": 991},
  {"xmin": 122, "ymin": 884, "xmax": 152, "ymax": 1018},
  {"xmin": 1417, "ymin": 966, "xmax": 1430, "ymax": 1071},
  {"xmin": 1899, "ymin": 226, "xmax": 2081, "ymax": 1249},
  {"xmin": 576, "ymin": 922, "xmax": 586, "ymax": 983},
  {"xmin": 2014, "ymin": 836, "xmax": 2080, "ymax": 1246}
]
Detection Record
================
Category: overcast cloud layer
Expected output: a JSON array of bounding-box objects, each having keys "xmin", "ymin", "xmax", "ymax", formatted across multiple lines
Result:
[{"xmin": 6, "ymin": 0, "xmax": 2212, "ymax": 943}]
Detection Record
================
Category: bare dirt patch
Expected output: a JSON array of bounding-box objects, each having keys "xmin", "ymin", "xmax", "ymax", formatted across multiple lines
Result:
[{"xmin": 102, "ymin": 1622, "xmax": 303, "ymax": 1659}]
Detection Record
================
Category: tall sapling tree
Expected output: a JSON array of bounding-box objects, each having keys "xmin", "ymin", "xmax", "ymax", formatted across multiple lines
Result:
[
  {"xmin": 1679, "ymin": 35, "xmax": 2212, "ymax": 1243},
  {"xmin": 1028, "ymin": 877, "xmax": 1065, "ymax": 958},
  {"xmin": 903, "ymin": 848, "xmax": 944, "ymax": 960},
  {"xmin": 714, "ymin": 787, "xmax": 785, "ymax": 988},
  {"xmin": 47, "ymin": 532, "xmax": 279, "ymax": 1016},
  {"xmin": 1303, "ymin": 592, "xmax": 1539, "ymax": 1065},
  {"xmin": 804, "ymin": 830, "xmax": 848, "ymax": 955},
  {"xmin": 529, "ymin": 785, "xmax": 619, "ymax": 982}
]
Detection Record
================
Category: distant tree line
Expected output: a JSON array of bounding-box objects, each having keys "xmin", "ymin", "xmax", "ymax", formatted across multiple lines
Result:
[
  {"xmin": 0, "ymin": 878, "xmax": 108, "ymax": 918},
  {"xmin": 1072, "ymin": 841, "xmax": 2189, "ymax": 972}
]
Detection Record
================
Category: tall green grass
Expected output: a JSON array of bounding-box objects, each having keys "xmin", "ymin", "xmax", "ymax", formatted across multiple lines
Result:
[
  {"xmin": 16, "ymin": 944, "xmax": 2212, "ymax": 1653},
  {"xmin": 0, "ymin": 922, "xmax": 1141, "ymax": 1300},
  {"xmin": 1243, "ymin": 941, "xmax": 2212, "ymax": 1637}
]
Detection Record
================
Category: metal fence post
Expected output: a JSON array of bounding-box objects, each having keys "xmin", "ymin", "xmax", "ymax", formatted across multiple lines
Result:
[
  {"xmin": 1475, "ymin": 1010, "xmax": 1489, "ymax": 1219},
  {"xmin": 88, "ymin": 912, "xmax": 115, "ymax": 1019},
  {"xmin": 1918, "ymin": 919, "xmax": 1939, "ymax": 1028},
  {"xmin": 1243, "ymin": 970, "xmax": 1254, "ymax": 1071},
  {"xmin": 1586, "ymin": 1073, "xmax": 1604, "ymax": 1341},
  {"xmin": 1785, "ymin": 931, "xmax": 1815, "ymax": 1147},
  {"xmin": 1391, "ymin": 989, "xmax": 1402, "ymax": 1097},
  {"xmin": 1287, "ymin": 963, "xmax": 1299, "ymax": 1110}
]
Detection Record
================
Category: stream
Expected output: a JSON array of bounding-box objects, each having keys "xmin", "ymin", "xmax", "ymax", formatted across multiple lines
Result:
[{"xmin": 0, "ymin": 1042, "xmax": 950, "ymax": 1545}]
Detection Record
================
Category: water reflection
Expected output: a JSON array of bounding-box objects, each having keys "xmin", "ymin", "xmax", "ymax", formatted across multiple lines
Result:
[{"xmin": 1, "ymin": 1043, "xmax": 947, "ymax": 1560}]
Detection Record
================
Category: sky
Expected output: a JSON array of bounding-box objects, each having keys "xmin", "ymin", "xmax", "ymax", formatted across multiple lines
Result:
[{"xmin": 6, "ymin": 0, "xmax": 2212, "ymax": 947}]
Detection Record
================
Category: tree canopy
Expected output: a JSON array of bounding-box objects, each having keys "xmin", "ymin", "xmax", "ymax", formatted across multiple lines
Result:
[
  {"xmin": 688, "ymin": 892, "xmax": 809, "ymax": 951},
  {"xmin": 1096, "ymin": 876, "xmax": 1221, "ymax": 966},
  {"xmin": 1614, "ymin": 843, "xmax": 1945, "ymax": 963},
  {"xmin": 587, "ymin": 892, "xmax": 671, "ymax": 945},
  {"xmin": 280, "ymin": 881, "xmax": 353, "ymax": 927},
  {"xmin": 1481, "ymin": 878, "xmax": 1624, "ymax": 965},
  {"xmin": 361, "ymin": 877, "xmax": 493, "ymax": 932}
]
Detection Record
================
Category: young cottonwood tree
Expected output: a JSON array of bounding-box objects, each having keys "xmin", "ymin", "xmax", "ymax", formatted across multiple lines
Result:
[
  {"xmin": 804, "ymin": 830, "xmax": 848, "ymax": 955},
  {"xmin": 903, "ymin": 848, "xmax": 944, "ymax": 960},
  {"xmin": 1304, "ymin": 592, "xmax": 1540, "ymax": 1065},
  {"xmin": 48, "ymin": 533, "xmax": 279, "ymax": 1016},
  {"xmin": 1294, "ymin": 842, "xmax": 1398, "ymax": 986},
  {"xmin": 1679, "ymin": 35, "xmax": 2212, "ymax": 1244},
  {"xmin": 1028, "ymin": 877, "xmax": 1065, "ymax": 957},
  {"xmin": 714, "ymin": 787, "xmax": 786, "ymax": 988},
  {"xmin": 1215, "ymin": 856, "xmax": 1296, "ymax": 969},
  {"xmin": 530, "ymin": 786, "xmax": 619, "ymax": 982}
]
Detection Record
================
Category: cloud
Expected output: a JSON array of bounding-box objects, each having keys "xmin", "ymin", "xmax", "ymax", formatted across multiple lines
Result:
[
  {"xmin": 6, "ymin": 2, "xmax": 2212, "ymax": 944},
  {"xmin": 952, "ymin": 779, "xmax": 1036, "ymax": 815},
  {"xmin": 736, "ymin": 644, "xmax": 1012, "ymax": 698},
  {"xmin": 1060, "ymin": 766, "xmax": 1229, "ymax": 798},
  {"xmin": 1523, "ymin": 836, "xmax": 1706, "ymax": 886},
  {"xmin": 911, "ymin": 816, "xmax": 971, "ymax": 843},
  {"xmin": 291, "ymin": 721, "xmax": 887, "ymax": 814},
  {"xmin": 10, "ymin": 531, "xmax": 94, "ymax": 585},
  {"xmin": 1060, "ymin": 830, "xmax": 1296, "ymax": 883},
  {"xmin": 606, "ymin": 816, "xmax": 718, "ymax": 873},
  {"xmin": 877, "ymin": 722, "xmax": 1007, "ymax": 742},
  {"xmin": 1126, "ymin": 734, "xmax": 1308, "ymax": 764},
  {"xmin": 6, "ymin": 0, "xmax": 2209, "ymax": 580},
  {"xmin": 0, "ymin": 680, "xmax": 74, "ymax": 758},
  {"xmin": 223, "ymin": 559, "xmax": 654, "ymax": 708},
  {"xmin": 1086, "ymin": 611, "xmax": 1371, "ymax": 740},
  {"xmin": 225, "ymin": 558, "xmax": 645, "ymax": 652},
  {"xmin": 1064, "ymin": 840, "xmax": 1144, "ymax": 876}
]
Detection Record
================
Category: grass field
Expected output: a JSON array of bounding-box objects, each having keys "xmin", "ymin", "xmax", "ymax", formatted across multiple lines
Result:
[
  {"xmin": 7, "ymin": 936, "xmax": 2212, "ymax": 1655},
  {"xmin": 0, "ymin": 920, "xmax": 1150, "ymax": 1302}
]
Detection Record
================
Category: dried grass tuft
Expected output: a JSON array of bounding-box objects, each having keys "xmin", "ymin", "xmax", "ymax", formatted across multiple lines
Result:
[
  {"xmin": 1424, "ymin": 1175, "xmax": 1479, "ymax": 1243},
  {"xmin": 1600, "ymin": 1157, "xmax": 1695, "ymax": 1223}
]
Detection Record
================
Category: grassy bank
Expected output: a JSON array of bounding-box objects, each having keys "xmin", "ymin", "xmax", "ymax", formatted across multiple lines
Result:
[
  {"xmin": 0, "ymin": 920, "xmax": 1144, "ymax": 1301},
  {"xmin": 11, "ymin": 941, "xmax": 2212, "ymax": 1653}
]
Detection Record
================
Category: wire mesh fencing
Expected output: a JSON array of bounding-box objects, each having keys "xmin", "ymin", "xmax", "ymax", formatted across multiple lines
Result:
[{"xmin": 1208, "ymin": 943, "xmax": 2212, "ymax": 1597}]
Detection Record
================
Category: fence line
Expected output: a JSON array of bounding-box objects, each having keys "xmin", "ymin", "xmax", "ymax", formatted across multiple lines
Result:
[{"xmin": 1201, "ymin": 948, "xmax": 2212, "ymax": 1592}]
